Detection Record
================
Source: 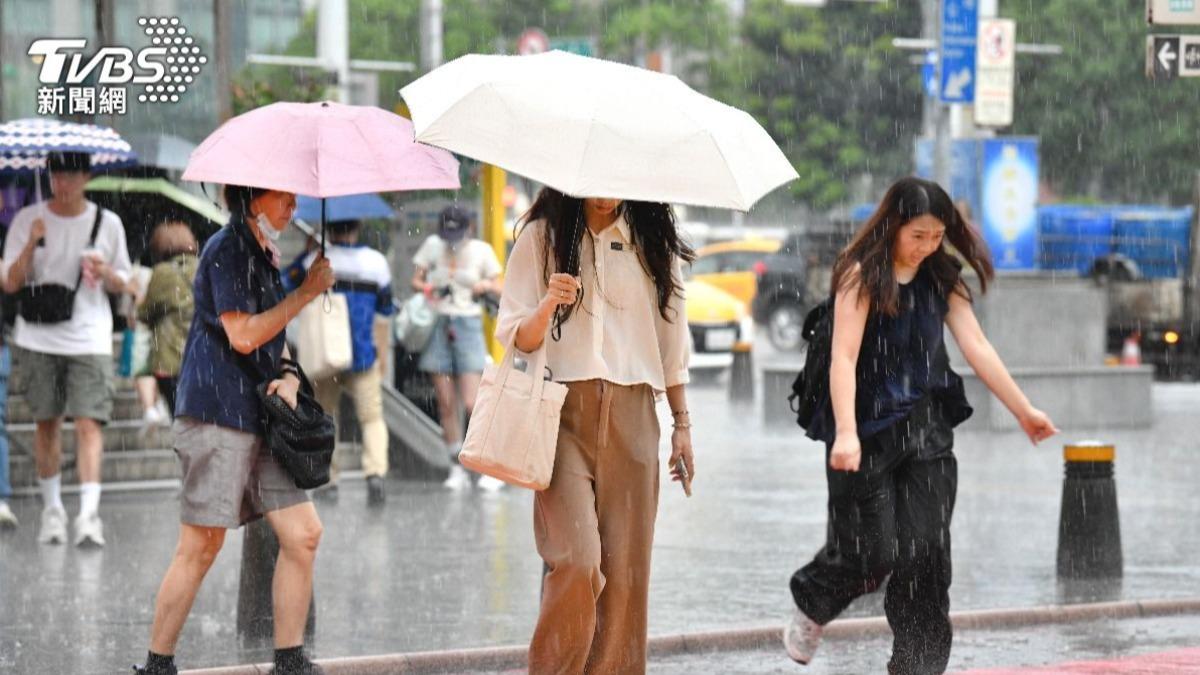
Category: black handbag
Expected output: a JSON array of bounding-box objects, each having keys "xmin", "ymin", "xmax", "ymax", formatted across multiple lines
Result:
[
  {"xmin": 17, "ymin": 206, "xmax": 105, "ymax": 324},
  {"xmin": 255, "ymin": 359, "xmax": 336, "ymax": 490}
]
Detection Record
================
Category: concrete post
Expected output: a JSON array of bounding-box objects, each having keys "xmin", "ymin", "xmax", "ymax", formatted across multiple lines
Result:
[
  {"xmin": 728, "ymin": 344, "xmax": 755, "ymax": 403},
  {"xmin": 1056, "ymin": 442, "xmax": 1123, "ymax": 578},
  {"xmin": 236, "ymin": 519, "xmax": 317, "ymax": 645}
]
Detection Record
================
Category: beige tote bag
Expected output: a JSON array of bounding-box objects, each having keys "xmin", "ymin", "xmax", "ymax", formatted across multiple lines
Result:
[
  {"xmin": 296, "ymin": 293, "xmax": 354, "ymax": 381},
  {"xmin": 459, "ymin": 336, "xmax": 567, "ymax": 490}
]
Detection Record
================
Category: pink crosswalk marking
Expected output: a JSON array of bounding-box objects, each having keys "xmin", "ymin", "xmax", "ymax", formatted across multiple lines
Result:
[{"xmin": 956, "ymin": 647, "xmax": 1200, "ymax": 674}]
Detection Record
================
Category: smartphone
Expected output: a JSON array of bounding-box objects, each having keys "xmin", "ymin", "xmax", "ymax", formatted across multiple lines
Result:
[{"xmin": 675, "ymin": 457, "xmax": 692, "ymax": 498}]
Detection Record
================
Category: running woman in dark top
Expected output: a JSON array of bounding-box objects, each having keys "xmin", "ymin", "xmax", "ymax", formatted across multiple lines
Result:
[{"xmin": 784, "ymin": 177, "xmax": 1058, "ymax": 674}]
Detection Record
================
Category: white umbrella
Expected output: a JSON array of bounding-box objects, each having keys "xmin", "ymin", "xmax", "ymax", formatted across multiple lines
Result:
[{"xmin": 400, "ymin": 50, "xmax": 797, "ymax": 211}]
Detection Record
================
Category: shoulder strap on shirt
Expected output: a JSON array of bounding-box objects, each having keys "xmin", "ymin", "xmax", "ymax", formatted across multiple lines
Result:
[{"xmin": 72, "ymin": 206, "xmax": 106, "ymax": 293}]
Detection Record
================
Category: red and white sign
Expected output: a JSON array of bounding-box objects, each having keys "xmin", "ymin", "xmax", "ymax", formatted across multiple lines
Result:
[
  {"xmin": 517, "ymin": 28, "xmax": 550, "ymax": 56},
  {"xmin": 975, "ymin": 18, "xmax": 1016, "ymax": 127}
]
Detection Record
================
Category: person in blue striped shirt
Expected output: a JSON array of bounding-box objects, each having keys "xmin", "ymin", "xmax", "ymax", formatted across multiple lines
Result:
[{"xmin": 285, "ymin": 219, "xmax": 395, "ymax": 505}]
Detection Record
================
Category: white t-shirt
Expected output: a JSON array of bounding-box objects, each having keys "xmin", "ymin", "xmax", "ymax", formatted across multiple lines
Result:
[
  {"xmin": 3, "ymin": 201, "xmax": 133, "ymax": 356},
  {"xmin": 412, "ymin": 235, "xmax": 502, "ymax": 317}
]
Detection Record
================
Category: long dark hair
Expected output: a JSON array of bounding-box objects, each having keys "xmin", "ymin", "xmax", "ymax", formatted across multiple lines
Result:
[
  {"xmin": 831, "ymin": 176, "xmax": 994, "ymax": 316},
  {"xmin": 516, "ymin": 187, "xmax": 696, "ymax": 337}
]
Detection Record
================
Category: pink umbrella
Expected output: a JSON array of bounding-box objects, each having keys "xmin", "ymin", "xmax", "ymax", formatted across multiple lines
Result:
[{"xmin": 183, "ymin": 100, "xmax": 460, "ymax": 248}]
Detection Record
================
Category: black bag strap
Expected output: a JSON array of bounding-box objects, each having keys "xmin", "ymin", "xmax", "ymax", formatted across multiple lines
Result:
[
  {"xmin": 70, "ymin": 206, "xmax": 106, "ymax": 293},
  {"xmin": 333, "ymin": 279, "xmax": 380, "ymax": 294},
  {"xmin": 277, "ymin": 356, "xmax": 316, "ymax": 397}
]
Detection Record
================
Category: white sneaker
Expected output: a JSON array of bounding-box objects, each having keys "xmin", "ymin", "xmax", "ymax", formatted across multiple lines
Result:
[
  {"xmin": 37, "ymin": 505, "xmax": 68, "ymax": 544},
  {"xmin": 784, "ymin": 607, "xmax": 823, "ymax": 665},
  {"xmin": 73, "ymin": 512, "xmax": 106, "ymax": 548},
  {"xmin": 138, "ymin": 406, "xmax": 165, "ymax": 440},
  {"xmin": 442, "ymin": 465, "xmax": 471, "ymax": 490},
  {"xmin": 0, "ymin": 501, "xmax": 18, "ymax": 530},
  {"xmin": 476, "ymin": 475, "xmax": 505, "ymax": 492}
]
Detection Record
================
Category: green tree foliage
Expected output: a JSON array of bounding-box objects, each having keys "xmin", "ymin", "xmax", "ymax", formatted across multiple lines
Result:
[
  {"xmin": 234, "ymin": 0, "xmax": 727, "ymax": 113},
  {"xmin": 1009, "ymin": 0, "xmax": 1200, "ymax": 204},
  {"xmin": 714, "ymin": 0, "xmax": 922, "ymax": 209}
]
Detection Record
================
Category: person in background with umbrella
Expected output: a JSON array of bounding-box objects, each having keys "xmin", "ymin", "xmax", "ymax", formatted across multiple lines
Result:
[
  {"xmin": 784, "ymin": 178, "xmax": 1058, "ymax": 673},
  {"xmin": 412, "ymin": 206, "xmax": 503, "ymax": 491},
  {"xmin": 137, "ymin": 220, "xmax": 200, "ymax": 416},
  {"xmin": 135, "ymin": 185, "xmax": 334, "ymax": 675},
  {"xmin": 2, "ymin": 151, "xmax": 133, "ymax": 547},
  {"xmin": 495, "ymin": 188, "xmax": 696, "ymax": 674},
  {"xmin": 284, "ymin": 218, "xmax": 395, "ymax": 506}
]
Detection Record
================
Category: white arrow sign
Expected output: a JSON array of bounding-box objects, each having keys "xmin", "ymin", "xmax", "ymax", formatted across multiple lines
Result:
[{"xmin": 1159, "ymin": 39, "xmax": 1178, "ymax": 71}]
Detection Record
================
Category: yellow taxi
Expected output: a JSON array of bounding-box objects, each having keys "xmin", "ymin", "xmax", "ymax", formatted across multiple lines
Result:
[
  {"xmin": 685, "ymin": 278, "xmax": 753, "ymax": 372},
  {"xmin": 691, "ymin": 239, "xmax": 782, "ymax": 307}
]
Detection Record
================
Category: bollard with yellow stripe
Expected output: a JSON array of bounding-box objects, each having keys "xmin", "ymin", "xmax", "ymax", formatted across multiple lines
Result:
[
  {"xmin": 1057, "ymin": 441, "xmax": 1122, "ymax": 579},
  {"xmin": 1063, "ymin": 441, "xmax": 1115, "ymax": 463}
]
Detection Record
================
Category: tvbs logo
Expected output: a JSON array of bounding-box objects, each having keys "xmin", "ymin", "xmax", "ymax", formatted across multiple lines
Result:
[{"xmin": 29, "ymin": 17, "xmax": 206, "ymax": 115}]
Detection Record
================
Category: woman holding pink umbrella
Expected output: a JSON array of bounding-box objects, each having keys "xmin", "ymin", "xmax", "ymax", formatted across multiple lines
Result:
[
  {"xmin": 135, "ymin": 185, "xmax": 334, "ymax": 675},
  {"xmin": 135, "ymin": 101, "xmax": 460, "ymax": 675}
]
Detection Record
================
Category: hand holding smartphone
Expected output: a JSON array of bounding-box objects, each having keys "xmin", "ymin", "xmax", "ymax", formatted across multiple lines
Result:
[{"xmin": 674, "ymin": 456, "xmax": 692, "ymax": 498}]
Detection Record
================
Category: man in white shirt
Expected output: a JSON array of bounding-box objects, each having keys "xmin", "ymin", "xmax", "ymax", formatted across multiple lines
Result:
[{"xmin": 2, "ymin": 151, "xmax": 133, "ymax": 547}]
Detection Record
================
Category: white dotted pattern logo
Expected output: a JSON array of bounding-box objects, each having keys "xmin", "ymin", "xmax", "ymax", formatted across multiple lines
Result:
[{"xmin": 137, "ymin": 16, "xmax": 205, "ymax": 104}]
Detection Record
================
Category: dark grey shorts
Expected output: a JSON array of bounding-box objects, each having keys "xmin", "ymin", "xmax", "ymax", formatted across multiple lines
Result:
[
  {"xmin": 14, "ymin": 347, "xmax": 114, "ymax": 423},
  {"xmin": 172, "ymin": 417, "xmax": 309, "ymax": 529}
]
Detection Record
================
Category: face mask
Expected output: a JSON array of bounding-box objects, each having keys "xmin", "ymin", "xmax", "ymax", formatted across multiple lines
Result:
[{"xmin": 256, "ymin": 212, "xmax": 282, "ymax": 242}]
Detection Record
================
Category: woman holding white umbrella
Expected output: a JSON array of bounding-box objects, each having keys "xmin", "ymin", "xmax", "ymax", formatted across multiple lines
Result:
[
  {"xmin": 496, "ymin": 189, "xmax": 695, "ymax": 672},
  {"xmin": 403, "ymin": 50, "xmax": 797, "ymax": 673}
]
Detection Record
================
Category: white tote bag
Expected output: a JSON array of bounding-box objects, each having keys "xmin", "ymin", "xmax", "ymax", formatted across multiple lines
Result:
[
  {"xmin": 296, "ymin": 292, "xmax": 354, "ymax": 380},
  {"xmin": 459, "ymin": 336, "xmax": 568, "ymax": 490}
]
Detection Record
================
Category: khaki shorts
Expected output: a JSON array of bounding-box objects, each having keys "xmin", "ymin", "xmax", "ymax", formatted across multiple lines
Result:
[
  {"xmin": 14, "ymin": 347, "xmax": 114, "ymax": 423},
  {"xmin": 173, "ymin": 417, "xmax": 310, "ymax": 529}
]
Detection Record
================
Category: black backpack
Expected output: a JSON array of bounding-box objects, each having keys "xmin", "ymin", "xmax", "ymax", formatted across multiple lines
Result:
[{"xmin": 787, "ymin": 297, "xmax": 834, "ymax": 431}]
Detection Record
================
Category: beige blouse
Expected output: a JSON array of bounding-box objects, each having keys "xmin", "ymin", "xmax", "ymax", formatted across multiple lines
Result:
[{"xmin": 495, "ymin": 214, "xmax": 691, "ymax": 393}]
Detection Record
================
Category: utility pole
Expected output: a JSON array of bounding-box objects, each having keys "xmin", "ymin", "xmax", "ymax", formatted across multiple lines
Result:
[
  {"xmin": 419, "ymin": 0, "xmax": 444, "ymax": 72},
  {"xmin": 214, "ymin": 1, "xmax": 233, "ymax": 122},
  {"xmin": 317, "ymin": 0, "xmax": 350, "ymax": 102},
  {"xmin": 95, "ymin": 0, "xmax": 115, "ymax": 46},
  {"xmin": 921, "ymin": 0, "xmax": 951, "ymax": 189},
  {"xmin": 0, "ymin": 0, "xmax": 6, "ymax": 120}
]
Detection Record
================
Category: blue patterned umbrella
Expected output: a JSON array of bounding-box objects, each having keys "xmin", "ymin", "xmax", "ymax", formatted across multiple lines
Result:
[{"xmin": 0, "ymin": 118, "xmax": 137, "ymax": 173}]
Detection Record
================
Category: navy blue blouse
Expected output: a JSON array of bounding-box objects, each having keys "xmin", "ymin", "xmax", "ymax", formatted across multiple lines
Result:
[
  {"xmin": 174, "ymin": 218, "xmax": 285, "ymax": 435},
  {"xmin": 808, "ymin": 265, "xmax": 973, "ymax": 444}
]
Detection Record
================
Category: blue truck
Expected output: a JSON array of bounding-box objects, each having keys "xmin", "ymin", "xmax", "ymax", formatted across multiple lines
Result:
[{"xmin": 1039, "ymin": 205, "xmax": 1197, "ymax": 379}]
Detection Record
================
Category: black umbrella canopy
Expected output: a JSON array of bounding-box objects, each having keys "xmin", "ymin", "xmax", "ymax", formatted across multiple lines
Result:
[{"xmin": 86, "ymin": 181, "xmax": 222, "ymax": 265}]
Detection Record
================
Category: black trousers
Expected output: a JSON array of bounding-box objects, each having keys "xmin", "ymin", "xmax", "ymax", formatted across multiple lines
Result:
[{"xmin": 791, "ymin": 399, "xmax": 958, "ymax": 675}]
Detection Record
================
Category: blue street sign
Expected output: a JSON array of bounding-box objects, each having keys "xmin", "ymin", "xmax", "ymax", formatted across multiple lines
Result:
[
  {"xmin": 940, "ymin": 0, "xmax": 978, "ymax": 103},
  {"xmin": 922, "ymin": 50, "xmax": 939, "ymax": 98}
]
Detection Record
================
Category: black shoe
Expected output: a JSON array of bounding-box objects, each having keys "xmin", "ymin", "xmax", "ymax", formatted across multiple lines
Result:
[
  {"xmin": 132, "ymin": 663, "xmax": 177, "ymax": 675},
  {"xmin": 366, "ymin": 475, "xmax": 386, "ymax": 506},
  {"xmin": 312, "ymin": 483, "xmax": 339, "ymax": 503},
  {"xmin": 269, "ymin": 655, "xmax": 324, "ymax": 675}
]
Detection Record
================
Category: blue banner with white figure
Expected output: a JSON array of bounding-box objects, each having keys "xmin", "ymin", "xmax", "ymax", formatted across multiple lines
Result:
[{"xmin": 981, "ymin": 137, "xmax": 1039, "ymax": 270}]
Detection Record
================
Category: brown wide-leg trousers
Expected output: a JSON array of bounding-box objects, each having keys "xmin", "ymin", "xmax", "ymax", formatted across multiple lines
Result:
[{"xmin": 529, "ymin": 379, "xmax": 661, "ymax": 675}]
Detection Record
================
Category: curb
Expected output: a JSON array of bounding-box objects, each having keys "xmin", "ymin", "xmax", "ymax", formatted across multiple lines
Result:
[{"xmin": 183, "ymin": 597, "xmax": 1200, "ymax": 674}]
